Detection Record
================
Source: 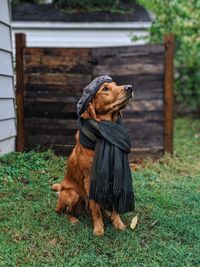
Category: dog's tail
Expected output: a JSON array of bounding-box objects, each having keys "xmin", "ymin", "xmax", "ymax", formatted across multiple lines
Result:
[{"xmin": 51, "ymin": 183, "xmax": 61, "ymax": 194}]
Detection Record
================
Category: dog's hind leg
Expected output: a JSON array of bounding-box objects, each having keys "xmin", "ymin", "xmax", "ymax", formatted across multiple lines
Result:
[
  {"xmin": 61, "ymin": 189, "xmax": 80, "ymax": 224},
  {"xmin": 55, "ymin": 188, "xmax": 80, "ymax": 225},
  {"xmin": 55, "ymin": 195, "xmax": 65, "ymax": 214}
]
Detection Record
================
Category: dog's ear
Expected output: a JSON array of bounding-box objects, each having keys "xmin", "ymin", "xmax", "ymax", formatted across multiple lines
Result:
[{"xmin": 81, "ymin": 100, "xmax": 100, "ymax": 121}]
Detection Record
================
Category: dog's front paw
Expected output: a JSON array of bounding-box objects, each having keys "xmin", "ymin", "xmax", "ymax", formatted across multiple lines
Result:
[
  {"xmin": 93, "ymin": 226, "xmax": 104, "ymax": 236},
  {"xmin": 115, "ymin": 221, "xmax": 126, "ymax": 231},
  {"xmin": 112, "ymin": 219, "xmax": 126, "ymax": 231}
]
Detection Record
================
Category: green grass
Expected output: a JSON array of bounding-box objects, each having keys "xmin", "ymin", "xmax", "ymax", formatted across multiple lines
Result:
[{"xmin": 0, "ymin": 117, "xmax": 200, "ymax": 267}]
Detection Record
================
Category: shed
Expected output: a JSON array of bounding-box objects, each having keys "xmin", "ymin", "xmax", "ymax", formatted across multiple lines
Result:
[
  {"xmin": 15, "ymin": 33, "xmax": 174, "ymax": 160},
  {"xmin": 11, "ymin": 3, "xmax": 151, "ymax": 51},
  {"xmin": 0, "ymin": 0, "xmax": 16, "ymax": 156}
]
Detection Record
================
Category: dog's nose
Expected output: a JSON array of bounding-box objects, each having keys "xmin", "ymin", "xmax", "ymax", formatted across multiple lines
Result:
[{"xmin": 124, "ymin": 85, "xmax": 133, "ymax": 93}]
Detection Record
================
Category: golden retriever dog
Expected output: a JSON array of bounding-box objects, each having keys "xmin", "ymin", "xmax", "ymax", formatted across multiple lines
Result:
[{"xmin": 52, "ymin": 80, "xmax": 133, "ymax": 236}]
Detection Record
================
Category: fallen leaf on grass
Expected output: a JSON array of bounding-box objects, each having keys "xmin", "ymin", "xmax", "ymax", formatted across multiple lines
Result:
[
  {"xmin": 49, "ymin": 238, "xmax": 57, "ymax": 246},
  {"xmin": 12, "ymin": 233, "xmax": 21, "ymax": 242},
  {"xmin": 130, "ymin": 215, "xmax": 138, "ymax": 230}
]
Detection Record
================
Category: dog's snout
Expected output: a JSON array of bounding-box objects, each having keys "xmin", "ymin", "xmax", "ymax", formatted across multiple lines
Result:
[{"xmin": 124, "ymin": 85, "xmax": 133, "ymax": 93}]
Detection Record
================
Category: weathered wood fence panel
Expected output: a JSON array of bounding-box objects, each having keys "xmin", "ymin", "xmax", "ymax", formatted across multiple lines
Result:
[{"xmin": 16, "ymin": 33, "xmax": 174, "ymax": 161}]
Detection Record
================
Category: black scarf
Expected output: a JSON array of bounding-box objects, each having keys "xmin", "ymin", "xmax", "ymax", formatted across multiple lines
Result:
[{"xmin": 79, "ymin": 117, "xmax": 135, "ymax": 213}]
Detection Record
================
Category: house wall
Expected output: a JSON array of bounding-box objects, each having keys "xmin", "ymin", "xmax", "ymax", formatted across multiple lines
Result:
[{"xmin": 0, "ymin": 0, "xmax": 16, "ymax": 156}]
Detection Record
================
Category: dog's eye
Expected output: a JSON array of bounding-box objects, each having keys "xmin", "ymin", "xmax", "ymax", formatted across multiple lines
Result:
[{"xmin": 102, "ymin": 87, "xmax": 109, "ymax": 92}]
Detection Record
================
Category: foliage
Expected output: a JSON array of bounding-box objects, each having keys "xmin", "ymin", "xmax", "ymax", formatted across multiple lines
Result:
[
  {"xmin": 138, "ymin": 0, "xmax": 200, "ymax": 110},
  {"xmin": 53, "ymin": 0, "xmax": 135, "ymax": 12},
  {"xmin": 0, "ymin": 117, "xmax": 200, "ymax": 266},
  {"xmin": 12, "ymin": 0, "xmax": 43, "ymax": 4},
  {"xmin": 54, "ymin": 0, "xmax": 121, "ymax": 8},
  {"xmin": 12, "ymin": 0, "xmax": 136, "ymax": 12}
]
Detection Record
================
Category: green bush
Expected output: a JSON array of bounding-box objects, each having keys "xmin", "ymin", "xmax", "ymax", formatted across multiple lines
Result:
[
  {"xmin": 53, "ymin": 0, "xmax": 135, "ymax": 12},
  {"xmin": 54, "ymin": 0, "xmax": 119, "ymax": 8},
  {"xmin": 139, "ymin": 0, "xmax": 200, "ymax": 111},
  {"xmin": 11, "ymin": 0, "xmax": 47, "ymax": 4},
  {"xmin": 12, "ymin": 0, "xmax": 45, "ymax": 3}
]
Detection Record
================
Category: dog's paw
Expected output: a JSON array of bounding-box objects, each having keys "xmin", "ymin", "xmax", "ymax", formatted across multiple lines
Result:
[
  {"xmin": 52, "ymin": 183, "xmax": 61, "ymax": 193},
  {"xmin": 93, "ymin": 226, "xmax": 104, "ymax": 236},
  {"xmin": 113, "ymin": 220, "xmax": 126, "ymax": 231},
  {"xmin": 68, "ymin": 215, "xmax": 79, "ymax": 224}
]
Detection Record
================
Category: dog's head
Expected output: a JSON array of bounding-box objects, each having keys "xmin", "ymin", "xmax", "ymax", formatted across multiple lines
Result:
[
  {"xmin": 81, "ymin": 81, "xmax": 133, "ymax": 121},
  {"xmin": 92, "ymin": 81, "xmax": 133, "ymax": 114}
]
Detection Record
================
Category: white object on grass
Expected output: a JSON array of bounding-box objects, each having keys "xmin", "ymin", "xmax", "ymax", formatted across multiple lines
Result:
[{"xmin": 130, "ymin": 215, "xmax": 138, "ymax": 230}]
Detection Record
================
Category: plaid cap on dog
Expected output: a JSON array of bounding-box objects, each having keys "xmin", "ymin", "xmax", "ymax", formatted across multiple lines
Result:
[{"xmin": 77, "ymin": 75, "xmax": 113, "ymax": 116}]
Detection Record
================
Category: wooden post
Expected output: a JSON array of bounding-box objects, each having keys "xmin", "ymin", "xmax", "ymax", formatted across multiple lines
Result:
[
  {"xmin": 164, "ymin": 34, "xmax": 174, "ymax": 155},
  {"xmin": 16, "ymin": 33, "xmax": 26, "ymax": 152}
]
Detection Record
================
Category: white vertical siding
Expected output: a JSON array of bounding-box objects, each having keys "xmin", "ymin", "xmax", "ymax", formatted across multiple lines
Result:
[
  {"xmin": 0, "ymin": 23, "xmax": 12, "ymax": 51},
  {"xmin": 0, "ymin": 0, "xmax": 16, "ymax": 156},
  {"xmin": 0, "ymin": 137, "xmax": 15, "ymax": 155},
  {"xmin": 0, "ymin": 76, "xmax": 14, "ymax": 98},
  {"xmin": 0, "ymin": 99, "xmax": 16, "ymax": 120},
  {"xmin": 0, "ymin": 50, "xmax": 13, "ymax": 75},
  {"xmin": 0, "ymin": 0, "xmax": 10, "ymax": 25}
]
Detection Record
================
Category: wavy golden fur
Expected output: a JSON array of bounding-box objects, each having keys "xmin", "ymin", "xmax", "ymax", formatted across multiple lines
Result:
[{"xmin": 52, "ymin": 81, "xmax": 132, "ymax": 236}]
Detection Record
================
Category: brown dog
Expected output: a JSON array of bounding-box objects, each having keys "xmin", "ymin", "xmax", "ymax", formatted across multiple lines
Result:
[{"xmin": 52, "ymin": 81, "xmax": 133, "ymax": 236}]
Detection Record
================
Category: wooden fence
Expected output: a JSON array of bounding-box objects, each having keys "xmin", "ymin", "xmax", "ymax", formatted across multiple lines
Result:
[{"xmin": 15, "ymin": 33, "xmax": 174, "ymax": 161}]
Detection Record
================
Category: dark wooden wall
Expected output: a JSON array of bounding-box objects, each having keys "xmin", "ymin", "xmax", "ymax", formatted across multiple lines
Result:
[{"xmin": 16, "ymin": 33, "xmax": 174, "ymax": 161}]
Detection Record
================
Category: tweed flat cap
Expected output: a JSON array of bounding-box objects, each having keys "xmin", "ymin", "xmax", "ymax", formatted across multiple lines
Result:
[{"xmin": 77, "ymin": 75, "xmax": 113, "ymax": 116}]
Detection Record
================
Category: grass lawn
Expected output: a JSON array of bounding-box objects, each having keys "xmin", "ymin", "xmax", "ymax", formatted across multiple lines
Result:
[{"xmin": 0, "ymin": 117, "xmax": 200, "ymax": 267}]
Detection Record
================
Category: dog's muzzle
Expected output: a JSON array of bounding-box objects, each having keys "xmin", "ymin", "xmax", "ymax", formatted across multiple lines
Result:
[{"xmin": 124, "ymin": 85, "xmax": 134, "ymax": 99}]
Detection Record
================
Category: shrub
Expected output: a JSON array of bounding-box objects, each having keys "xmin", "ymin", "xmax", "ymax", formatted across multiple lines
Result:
[
  {"xmin": 12, "ymin": 0, "xmax": 42, "ymax": 3},
  {"xmin": 138, "ymin": 0, "xmax": 200, "ymax": 111},
  {"xmin": 53, "ymin": 0, "xmax": 135, "ymax": 12}
]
